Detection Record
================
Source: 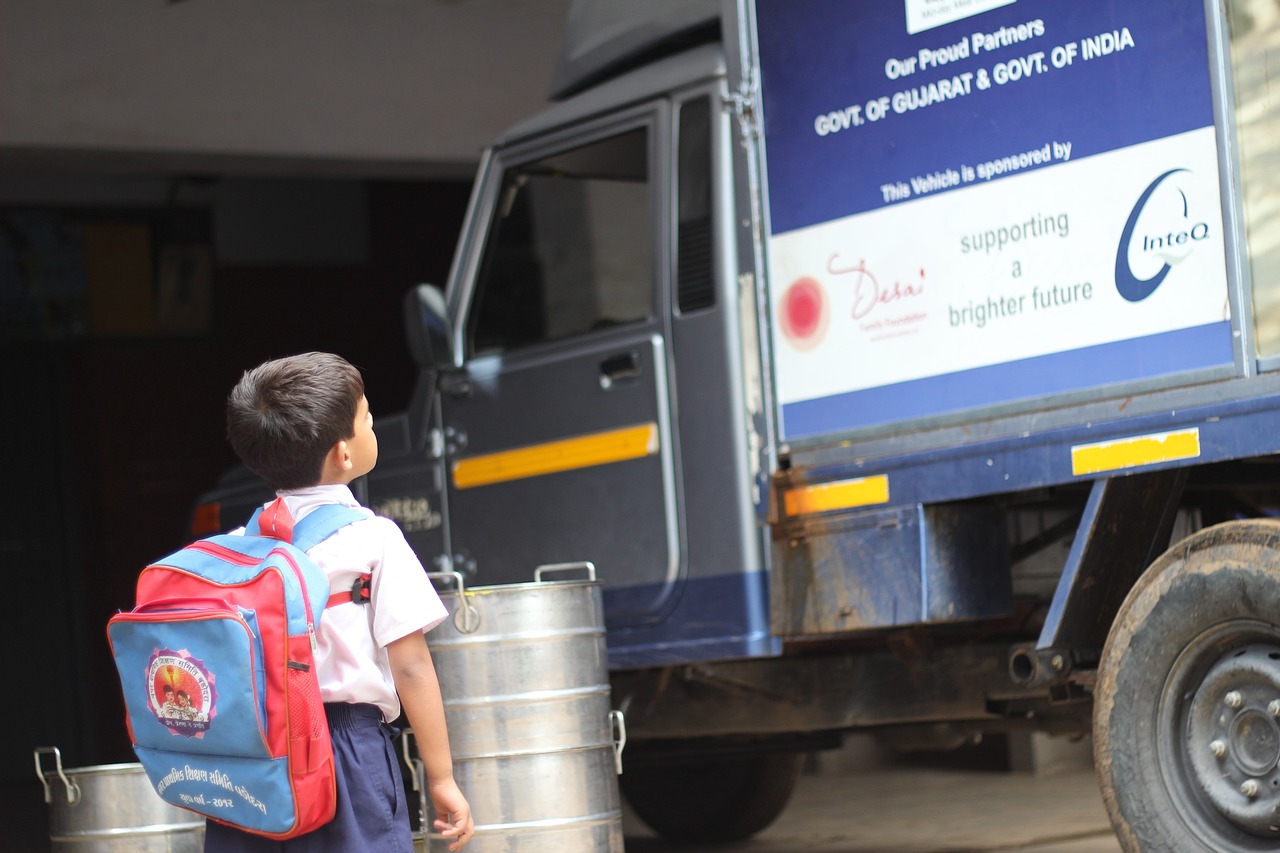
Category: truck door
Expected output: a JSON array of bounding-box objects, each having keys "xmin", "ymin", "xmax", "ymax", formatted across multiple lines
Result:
[{"xmin": 441, "ymin": 109, "xmax": 681, "ymax": 627}]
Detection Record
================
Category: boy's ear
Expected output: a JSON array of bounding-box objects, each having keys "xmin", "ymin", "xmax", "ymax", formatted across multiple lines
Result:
[
  {"xmin": 333, "ymin": 439, "xmax": 353, "ymax": 470},
  {"xmin": 319, "ymin": 439, "xmax": 353, "ymax": 482}
]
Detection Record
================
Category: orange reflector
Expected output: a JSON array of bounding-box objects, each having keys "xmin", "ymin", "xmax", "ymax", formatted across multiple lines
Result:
[
  {"xmin": 452, "ymin": 422, "xmax": 660, "ymax": 490},
  {"xmin": 1071, "ymin": 428, "xmax": 1201, "ymax": 476},
  {"xmin": 784, "ymin": 474, "xmax": 890, "ymax": 516},
  {"xmin": 191, "ymin": 502, "xmax": 222, "ymax": 536}
]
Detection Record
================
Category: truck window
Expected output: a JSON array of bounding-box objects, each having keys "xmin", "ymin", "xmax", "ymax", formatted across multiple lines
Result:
[{"xmin": 467, "ymin": 127, "xmax": 653, "ymax": 355}]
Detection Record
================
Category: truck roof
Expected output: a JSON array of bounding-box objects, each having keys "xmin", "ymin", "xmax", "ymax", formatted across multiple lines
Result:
[
  {"xmin": 547, "ymin": 0, "xmax": 719, "ymax": 100},
  {"xmin": 490, "ymin": 42, "xmax": 726, "ymax": 151}
]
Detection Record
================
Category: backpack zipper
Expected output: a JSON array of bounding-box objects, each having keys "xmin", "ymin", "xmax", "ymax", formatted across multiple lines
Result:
[
  {"xmin": 274, "ymin": 548, "xmax": 320, "ymax": 651},
  {"xmin": 186, "ymin": 540, "xmax": 262, "ymax": 565},
  {"xmin": 182, "ymin": 541, "xmax": 321, "ymax": 649}
]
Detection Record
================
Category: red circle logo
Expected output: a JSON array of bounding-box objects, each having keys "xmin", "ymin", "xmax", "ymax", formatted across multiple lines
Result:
[{"xmin": 780, "ymin": 277, "xmax": 828, "ymax": 350}]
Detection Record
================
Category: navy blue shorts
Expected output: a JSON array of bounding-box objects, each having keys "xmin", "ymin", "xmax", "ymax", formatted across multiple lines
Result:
[{"xmin": 204, "ymin": 703, "xmax": 413, "ymax": 853}]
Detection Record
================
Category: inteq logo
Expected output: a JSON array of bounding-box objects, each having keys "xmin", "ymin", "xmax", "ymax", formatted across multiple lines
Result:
[{"xmin": 1114, "ymin": 168, "xmax": 1212, "ymax": 303}]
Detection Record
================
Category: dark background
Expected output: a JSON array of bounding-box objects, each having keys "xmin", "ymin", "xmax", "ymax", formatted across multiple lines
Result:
[{"xmin": 8, "ymin": 177, "xmax": 470, "ymax": 850}]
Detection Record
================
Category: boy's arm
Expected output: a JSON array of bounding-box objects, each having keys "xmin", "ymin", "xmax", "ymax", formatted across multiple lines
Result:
[{"xmin": 387, "ymin": 631, "xmax": 474, "ymax": 851}]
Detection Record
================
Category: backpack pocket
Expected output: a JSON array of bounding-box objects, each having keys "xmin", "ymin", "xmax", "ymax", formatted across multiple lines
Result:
[{"xmin": 108, "ymin": 600, "xmax": 270, "ymax": 759}]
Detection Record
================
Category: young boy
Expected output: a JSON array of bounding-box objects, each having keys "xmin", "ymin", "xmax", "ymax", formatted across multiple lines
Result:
[{"xmin": 206, "ymin": 351, "xmax": 473, "ymax": 852}]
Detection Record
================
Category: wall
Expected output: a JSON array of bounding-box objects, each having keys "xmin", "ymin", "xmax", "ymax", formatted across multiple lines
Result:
[{"xmin": 0, "ymin": 0, "xmax": 572, "ymax": 176}]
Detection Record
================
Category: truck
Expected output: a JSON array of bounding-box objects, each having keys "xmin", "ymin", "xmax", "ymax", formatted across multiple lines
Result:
[{"xmin": 194, "ymin": 0, "xmax": 1280, "ymax": 849}]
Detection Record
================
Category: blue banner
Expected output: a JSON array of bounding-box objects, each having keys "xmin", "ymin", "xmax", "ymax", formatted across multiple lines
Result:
[
  {"xmin": 757, "ymin": 0, "xmax": 1216, "ymax": 235},
  {"xmin": 756, "ymin": 0, "xmax": 1233, "ymax": 440}
]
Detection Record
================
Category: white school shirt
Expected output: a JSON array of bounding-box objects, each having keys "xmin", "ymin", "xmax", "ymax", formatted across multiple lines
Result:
[{"xmin": 236, "ymin": 484, "xmax": 448, "ymax": 722}]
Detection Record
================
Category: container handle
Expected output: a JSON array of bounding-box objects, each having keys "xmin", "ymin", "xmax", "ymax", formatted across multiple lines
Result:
[
  {"xmin": 33, "ymin": 747, "xmax": 80, "ymax": 805},
  {"xmin": 426, "ymin": 571, "xmax": 480, "ymax": 634},
  {"xmin": 427, "ymin": 569, "xmax": 467, "ymax": 595},
  {"xmin": 610, "ymin": 710, "xmax": 627, "ymax": 775},
  {"xmin": 399, "ymin": 730, "xmax": 428, "ymax": 831},
  {"xmin": 534, "ymin": 561, "xmax": 597, "ymax": 583}
]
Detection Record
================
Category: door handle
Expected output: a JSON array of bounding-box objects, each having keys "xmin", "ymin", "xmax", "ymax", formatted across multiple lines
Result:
[
  {"xmin": 599, "ymin": 352, "xmax": 641, "ymax": 389},
  {"xmin": 438, "ymin": 371, "xmax": 471, "ymax": 398}
]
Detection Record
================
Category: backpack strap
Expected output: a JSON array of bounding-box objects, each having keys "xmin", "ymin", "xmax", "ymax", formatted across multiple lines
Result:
[
  {"xmin": 326, "ymin": 573, "xmax": 373, "ymax": 608},
  {"xmin": 290, "ymin": 505, "xmax": 371, "ymax": 609},
  {"xmin": 289, "ymin": 504, "xmax": 367, "ymax": 552},
  {"xmin": 246, "ymin": 501, "xmax": 372, "ymax": 608}
]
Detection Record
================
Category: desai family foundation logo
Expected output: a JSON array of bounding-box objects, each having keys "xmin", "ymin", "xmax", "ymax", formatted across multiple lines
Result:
[
  {"xmin": 779, "ymin": 257, "xmax": 927, "ymax": 350},
  {"xmin": 1115, "ymin": 168, "xmax": 1212, "ymax": 303}
]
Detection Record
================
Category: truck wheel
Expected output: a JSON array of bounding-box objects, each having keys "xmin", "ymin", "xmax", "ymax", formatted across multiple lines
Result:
[
  {"xmin": 621, "ymin": 751, "xmax": 803, "ymax": 842},
  {"xmin": 1095, "ymin": 519, "xmax": 1280, "ymax": 852}
]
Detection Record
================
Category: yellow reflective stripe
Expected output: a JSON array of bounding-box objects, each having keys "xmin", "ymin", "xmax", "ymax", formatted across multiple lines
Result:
[
  {"xmin": 452, "ymin": 422, "xmax": 659, "ymax": 489},
  {"xmin": 784, "ymin": 474, "xmax": 890, "ymax": 516},
  {"xmin": 1071, "ymin": 427, "xmax": 1201, "ymax": 476}
]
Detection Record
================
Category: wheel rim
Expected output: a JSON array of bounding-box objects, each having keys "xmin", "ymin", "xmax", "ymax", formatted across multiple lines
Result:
[{"xmin": 1159, "ymin": 620, "xmax": 1280, "ymax": 846}]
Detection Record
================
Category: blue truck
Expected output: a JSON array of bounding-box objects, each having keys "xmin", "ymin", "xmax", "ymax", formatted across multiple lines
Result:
[{"xmin": 195, "ymin": 1, "xmax": 1280, "ymax": 848}]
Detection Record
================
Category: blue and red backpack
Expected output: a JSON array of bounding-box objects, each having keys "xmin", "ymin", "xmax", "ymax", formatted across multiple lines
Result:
[{"xmin": 107, "ymin": 498, "xmax": 370, "ymax": 839}]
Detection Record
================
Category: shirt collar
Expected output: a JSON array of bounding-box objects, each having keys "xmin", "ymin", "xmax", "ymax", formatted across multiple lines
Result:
[{"xmin": 275, "ymin": 483, "xmax": 362, "ymax": 513}]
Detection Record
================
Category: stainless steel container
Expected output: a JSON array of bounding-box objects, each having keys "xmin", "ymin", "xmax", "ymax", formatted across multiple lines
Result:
[
  {"xmin": 411, "ymin": 564, "xmax": 626, "ymax": 852},
  {"xmin": 35, "ymin": 747, "xmax": 205, "ymax": 852}
]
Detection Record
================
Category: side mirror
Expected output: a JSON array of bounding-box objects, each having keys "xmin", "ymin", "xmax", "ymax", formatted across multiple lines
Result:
[{"xmin": 403, "ymin": 284, "xmax": 457, "ymax": 371}]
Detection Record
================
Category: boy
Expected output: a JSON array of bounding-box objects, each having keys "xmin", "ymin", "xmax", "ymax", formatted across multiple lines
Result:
[{"xmin": 207, "ymin": 351, "xmax": 473, "ymax": 852}]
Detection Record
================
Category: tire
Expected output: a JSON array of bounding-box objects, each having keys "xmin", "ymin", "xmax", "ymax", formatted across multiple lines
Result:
[
  {"xmin": 1095, "ymin": 519, "xmax": 1280, "ymax": 852},
  {"xmin": 621, "ymin": 751, "xmax": 803, "ymax": 843}
]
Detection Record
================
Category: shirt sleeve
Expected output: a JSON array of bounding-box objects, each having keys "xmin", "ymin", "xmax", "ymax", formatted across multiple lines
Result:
[{"xmin": 362, "ymin": 517, "xmax": 449, "ymax": 646}]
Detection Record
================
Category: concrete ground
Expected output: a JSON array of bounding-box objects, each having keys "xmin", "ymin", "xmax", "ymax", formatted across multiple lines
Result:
[
  {"xmin": 18, "ymin": 733, "xmax": 1121, "ymax": 852},
  {"xmin": 623, "ymin": 734, "xmax": 1122, "ymax": 853}
]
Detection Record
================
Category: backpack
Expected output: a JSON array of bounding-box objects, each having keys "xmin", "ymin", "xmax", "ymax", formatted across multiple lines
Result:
[{"xmin": 106, "ymin": 498, "xmax": 369, "ymax": 839}]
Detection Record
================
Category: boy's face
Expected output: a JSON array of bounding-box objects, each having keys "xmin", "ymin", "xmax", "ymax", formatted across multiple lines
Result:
[{"xmin": 344, "ymin": 395, "xmax": 378, "ymax": 482}]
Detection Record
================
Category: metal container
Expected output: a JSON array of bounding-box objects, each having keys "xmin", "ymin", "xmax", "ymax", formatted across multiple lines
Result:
[
  {"xmin": 35, "ymin": 747, "xmax": 204, "ymax": 852},
  {"xmin": 411, "ymin": 563, "xmax": 626, "ymax": 852}
]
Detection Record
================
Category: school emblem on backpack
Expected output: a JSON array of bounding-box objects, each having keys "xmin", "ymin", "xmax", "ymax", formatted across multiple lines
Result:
[
  {"xmin": 107, "ymin": 499, "xmax": 366, "ymax": 839},
  {"xmin": 146, "ymin": 648, "xmax": 216, "ymax": 737}
]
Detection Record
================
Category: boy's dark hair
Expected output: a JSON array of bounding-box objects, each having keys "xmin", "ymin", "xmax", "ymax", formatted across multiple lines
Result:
[{"xmin": 226, "ymin": 352, "xmax": 365, "ymax": 491}]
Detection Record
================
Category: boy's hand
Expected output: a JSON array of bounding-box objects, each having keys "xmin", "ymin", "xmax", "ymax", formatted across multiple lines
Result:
[
  {"xmin": 430, "ymin": 778, "xmax": 474, "ymax": 851},
  {"xmin": 387, "ymin": 632, "xmax": 473, "ymax": 848}
]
